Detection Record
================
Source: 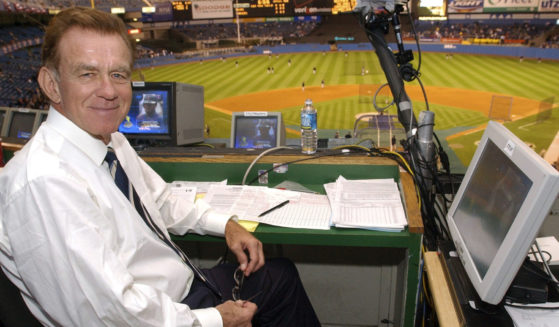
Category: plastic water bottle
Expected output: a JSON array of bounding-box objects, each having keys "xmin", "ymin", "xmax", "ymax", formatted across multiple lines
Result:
[{"xmin": 300, "ymin": 99, "xmax": 317, "ymax": 154}]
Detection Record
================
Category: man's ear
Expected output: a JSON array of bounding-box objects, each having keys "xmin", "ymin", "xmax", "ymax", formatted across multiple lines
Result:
[{"xmin": 37, "ymin": 66, "xmax": 61, "ymax": 104}]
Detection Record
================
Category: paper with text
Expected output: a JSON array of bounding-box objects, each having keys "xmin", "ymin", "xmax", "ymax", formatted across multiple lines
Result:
[
  {"xmin": 328, "ymin": 176, "xmax": 407, "ymax": 231},
  {"xmin": 203, "ymin": 185, "xmax": 292, "ymax": 220}
]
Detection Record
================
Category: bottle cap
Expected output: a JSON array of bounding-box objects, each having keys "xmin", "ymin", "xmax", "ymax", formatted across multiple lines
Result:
[{"xmin": 305, "ymin": 99, "xmax": 312, "ymax": 106}]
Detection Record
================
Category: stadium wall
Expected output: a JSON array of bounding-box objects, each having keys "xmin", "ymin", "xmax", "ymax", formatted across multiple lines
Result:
[
  {"xmin": 133, "ymin": 42, "xmax": 559, "ymax": 68},
  {"xmin": 255, "ymin": 43, "xmax": 559, "ymax": 60}
]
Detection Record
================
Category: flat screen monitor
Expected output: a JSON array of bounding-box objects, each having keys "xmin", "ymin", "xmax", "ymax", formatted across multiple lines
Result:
[
  {"xmin": 118, "ymin": 81, "xmax": 204, "ymax": 146},
  {"xmin": 7, "ymin": 110, "xmax": 37, "ymax": 141},
  {"xmin": 230, "ymin": 112, "xmax": 286, "ymax": 149},
  {"xmin": 446, "ymin": 121, "xmax": 559, "ymax": 305}
]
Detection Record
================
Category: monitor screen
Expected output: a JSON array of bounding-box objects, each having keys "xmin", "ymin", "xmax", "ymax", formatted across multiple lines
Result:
[
  {"xmin": 446, "ymin": 121, "xmax": 559, "ymax": 305},
  {"xmin": 118, "ymin": 89, "xmax": 170, "ymax": 136},
  {"xmin": 8, "ymin": 111, "xmax": 36, "ymax": 140},
  {"xmin": 230, "ymin": 112, "xmax": 285, "ymax": 149}
]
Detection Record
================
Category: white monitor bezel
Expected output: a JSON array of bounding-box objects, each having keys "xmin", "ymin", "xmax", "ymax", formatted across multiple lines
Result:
[{"xmin": 446, "ymin": 120, "xmax": 559, "ymax": 305}]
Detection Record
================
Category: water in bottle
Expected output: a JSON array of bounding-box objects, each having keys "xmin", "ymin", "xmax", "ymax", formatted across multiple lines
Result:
[{"xmin": 300, "ymin": 99, "xmax": 317, "ymax": 154}]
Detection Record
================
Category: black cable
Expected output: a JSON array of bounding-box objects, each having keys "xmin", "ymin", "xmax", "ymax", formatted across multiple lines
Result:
[
  {"xmin": 414, "ymin": 74, "xmax": 430, "ymax": 112},
  {"xmin": 405, "ymin": 1, "xmax": 422, "ymax": 73}
]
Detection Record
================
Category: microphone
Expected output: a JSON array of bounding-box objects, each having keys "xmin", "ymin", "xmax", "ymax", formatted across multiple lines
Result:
[{"xmin": 417, "ymin": 110, "xmax": 435, "ymax": 190}]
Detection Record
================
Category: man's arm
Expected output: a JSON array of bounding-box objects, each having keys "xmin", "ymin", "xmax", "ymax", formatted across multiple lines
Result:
[{"xmin": 3, "ymin": 175, "xmax": 204, "ymax": 326}]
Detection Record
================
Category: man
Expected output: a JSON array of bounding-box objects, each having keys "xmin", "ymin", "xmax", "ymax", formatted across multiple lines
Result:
[
  {"xmin": 136, "ymin": 93, "xmax": 163, "ymax": 128},
  {"xmin": 0, "ymin": 7, "xmax": 319, "ymax": 327}
]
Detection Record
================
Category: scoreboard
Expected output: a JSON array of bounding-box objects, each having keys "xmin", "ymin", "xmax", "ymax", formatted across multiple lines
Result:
[
  {"xmin": 235, "ymin": 0, "xmax": 293, "ymax": 17},
  {"xmin": 171, "ymin": 1, "xmax": 193, "ymax": 20},
  {"xmin": 170, "ymin": 0, "xmax": 357, "ymax": 20}
]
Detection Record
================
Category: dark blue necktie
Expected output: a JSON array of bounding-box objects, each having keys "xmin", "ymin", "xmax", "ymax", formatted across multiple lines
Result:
[{"xmin": 104, "ymin": 148, "xmax": 222, "ymax": 299}]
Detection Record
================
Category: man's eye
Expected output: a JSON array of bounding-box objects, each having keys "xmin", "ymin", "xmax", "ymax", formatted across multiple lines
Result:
[{"xmin": 112, "ymin": 73, "xmax": 130, "ymax": 82}]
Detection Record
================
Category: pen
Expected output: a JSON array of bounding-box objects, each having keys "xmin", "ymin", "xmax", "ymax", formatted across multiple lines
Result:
[{"xmin": 258, "ymin": 200, "xmax": 290, "ymax": 217}]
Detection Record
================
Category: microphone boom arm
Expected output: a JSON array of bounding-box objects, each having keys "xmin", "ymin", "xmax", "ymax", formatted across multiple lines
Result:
[{"xmin": 361, "ymin": 9, "xmax": 417, "ymax": 138}]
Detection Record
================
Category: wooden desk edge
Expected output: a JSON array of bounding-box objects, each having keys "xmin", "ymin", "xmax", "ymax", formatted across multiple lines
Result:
[
  {"xmin": 424, "ymin": 251, "xmax": 462, "ymax": 327},
  {"xmin": 143, "ymin": 154, "xmax": 397, "ymax": 165},
  {"xmin": 400, "ymin": 171, "xmax": 423, "ymax": 234},
  {"xmin": 1, "ymin": 141, "xmax": 24, "ymax": 152}
]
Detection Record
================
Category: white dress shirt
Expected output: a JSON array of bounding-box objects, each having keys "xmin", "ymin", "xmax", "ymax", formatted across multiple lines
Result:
[{"xmin": 0, "ymin": 107, "xmax": 232, "ymax": 326}]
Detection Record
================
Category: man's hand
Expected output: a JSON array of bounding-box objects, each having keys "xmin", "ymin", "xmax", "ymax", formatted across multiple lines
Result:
[
  {"xmin": 216, "ymin": 300, "xmax": 257, "ymax": 327},
  {"xmin": 225, "ymin": 220, "xmax": 264, "ymax": 276}
]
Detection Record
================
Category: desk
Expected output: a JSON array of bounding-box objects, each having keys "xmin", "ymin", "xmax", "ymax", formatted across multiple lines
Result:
[{"xmin": 143, "ymin": 150, "xmax": 423, "ymax": 326}]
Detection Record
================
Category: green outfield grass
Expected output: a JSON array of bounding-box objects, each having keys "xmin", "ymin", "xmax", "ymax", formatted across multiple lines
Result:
[{"xmin": 134, "ymin": 50, "xmax": 559, "ymax": 170}]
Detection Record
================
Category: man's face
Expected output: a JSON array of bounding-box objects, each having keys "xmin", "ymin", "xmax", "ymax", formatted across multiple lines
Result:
[
  {"xmin": 50, "ymin": 28, "xmax": 132, "ymax": 143},
  {"xmin": 143, "ymin": 102, "xmax": 156, "ymax": 116}
]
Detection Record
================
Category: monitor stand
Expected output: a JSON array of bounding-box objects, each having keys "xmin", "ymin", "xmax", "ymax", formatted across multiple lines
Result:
[{"xmin": 438, "ymin": 241, "xmax": 514, "ymax": 327}]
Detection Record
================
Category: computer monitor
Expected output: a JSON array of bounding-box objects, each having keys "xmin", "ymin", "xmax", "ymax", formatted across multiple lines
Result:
[
  {"xmin": 230, "ymin": 111, "xmax": 286, "ymax": 149},
  {"xmin": 38, "ymin": 111, "xmax": 48, "ymax": 125},
  {"xmin": 446, "ymin": 121, "xmax": 559, "ymax": 305},
  {"xmin": 118, "ymin": 81, "xmax": 205, "ymax": 146},
  {"xmin": 6, "ymin": 109, "xmax": 37, "ymax": 141},
  {"xmin": 0, "ymin": 108, "xmax": 7, "ymax": 136}
]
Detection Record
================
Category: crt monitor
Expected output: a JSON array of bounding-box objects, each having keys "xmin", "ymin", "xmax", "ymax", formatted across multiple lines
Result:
[
  {"xmin": 118, "ymin": 81, "xmax": 205, "ymax": 146},
  {"xmin": 230, "ymin": 111, "xmax": 286, "ymax": 149},
  {"xmin": 446, "ymin": 120, "xmax": 559, "ymax": 305},
  {"xmin": 0, "ymin": 108, "xmax": 7, "ymax": 136},
  {"xmin": 7, "ymin": 109, "xmax": 37, "ymax": 141},
  {"xmin": 119, "ymin": 83, "xmax": 171, "ymax": 141}
]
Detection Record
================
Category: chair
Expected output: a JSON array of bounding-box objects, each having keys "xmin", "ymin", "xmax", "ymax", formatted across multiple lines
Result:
[{"xmin": 0, "ymin": 267, "xmax": 43, "ymax": 326}]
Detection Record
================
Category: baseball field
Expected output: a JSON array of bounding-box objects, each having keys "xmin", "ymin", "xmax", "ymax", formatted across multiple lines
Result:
[{"xmin": 134, "ymin": 49, "xmax": 559, "ymax": 171}]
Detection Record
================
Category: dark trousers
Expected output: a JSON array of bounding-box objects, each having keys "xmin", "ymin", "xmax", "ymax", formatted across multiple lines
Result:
[{"xmin": 182, "ymin": 258, "xmax": 321, "ymax": 326}]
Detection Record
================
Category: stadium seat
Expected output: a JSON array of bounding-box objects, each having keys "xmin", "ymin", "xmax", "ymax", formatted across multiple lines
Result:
[{"xmin": 0, "ymin": 266, "xmax": 42, "ymax": 327}]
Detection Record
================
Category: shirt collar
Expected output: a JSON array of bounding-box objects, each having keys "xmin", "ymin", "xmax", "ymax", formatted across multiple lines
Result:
[{"xmin": 46, "ymin": 106, "xmax": 109, "ymax": 166}]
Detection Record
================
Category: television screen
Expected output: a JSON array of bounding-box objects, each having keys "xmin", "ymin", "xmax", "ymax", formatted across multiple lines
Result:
[
  {"xmin": 446, "ymin": 121, "xmax": 559, "ymax": 305},
  {"xmin": 230, "ymin": 112, "xmax": 285, "ymax": 149},
  {"xmin": 8, "ymin": 111, "xmax": 36, "ymax": 140},
  {"xmin": 118, "ymin": 89, "xmax": 170, "ymax": 135}
]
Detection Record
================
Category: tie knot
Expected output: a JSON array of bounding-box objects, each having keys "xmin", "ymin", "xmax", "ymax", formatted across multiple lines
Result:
[{"xmin": 104, "ymin": 148, "xmax": 118, "ymax": 166}]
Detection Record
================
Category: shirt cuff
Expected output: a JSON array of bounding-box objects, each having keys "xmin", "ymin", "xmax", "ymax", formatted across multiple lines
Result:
[
  {"xmin": 196, "ymin": 199, "xmax": 236, "ymax": 236},
  {"xmin": 191, "ymin": 307, "xmax": 223, "ymax": 327}
]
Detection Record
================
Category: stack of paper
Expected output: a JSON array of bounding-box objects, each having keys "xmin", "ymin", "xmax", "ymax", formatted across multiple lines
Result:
[
  {"xmin": 173, "ymin": 177, "xmax": 408, "ymax": 232},
  {"xmin": 325, "ymin": 176, "xmax": 408, "ymax": 231}
]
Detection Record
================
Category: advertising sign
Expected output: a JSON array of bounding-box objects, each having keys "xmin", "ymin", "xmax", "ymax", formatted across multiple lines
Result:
[
  {"xmin": 539, "ymin": 0, "xmax": 559, "ymax": 11},
  {"xmin": 483, "ymin": 0, "xmax": 539, "ymax": 12},
  {"xmin": 192, "ymin": 0, "xmax": 233, "ymax": 19},
  {"xmin": 448, "ymin": 0, "xmax": 484, "ymax": 13}
]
